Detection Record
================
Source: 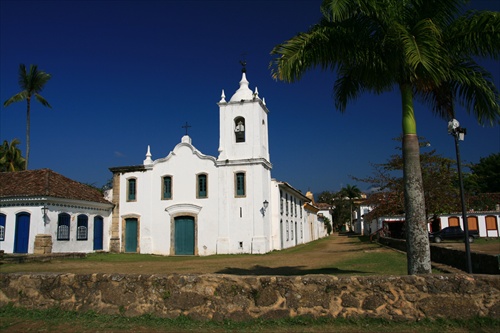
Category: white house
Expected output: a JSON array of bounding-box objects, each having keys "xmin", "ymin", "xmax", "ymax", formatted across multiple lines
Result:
[
  {"xmin": 107, "ymin": 70, "xmax": 325, "ymax": 255},
  {"xmin": 0, "ymin": 169, "xmax": 113, "ymax": 254},
  {"xmin": 371, "ymin": 212, "xmax": 500, "ymax": 239}
]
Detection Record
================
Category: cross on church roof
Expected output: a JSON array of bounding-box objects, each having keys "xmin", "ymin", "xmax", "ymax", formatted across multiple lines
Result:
[{"xmin": 182, "ymin": 121, "xmax": 192, "ymax": 135}]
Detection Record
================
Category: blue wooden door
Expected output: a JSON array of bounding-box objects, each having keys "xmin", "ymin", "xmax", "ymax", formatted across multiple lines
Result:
[
  {"xmin": 93, "ymin": 216, "xmax": 104, "ymax": 250},
  {"xmin": 175, "ymin": 216, "xmax": 194, "ymax": 255},
  {"xmin": 125, "ymin": 218, "xmax": 138, "ymax": 253},
  {"xmin": 14, "ymin": 213, "xmax": 30, "ymax": 253}
]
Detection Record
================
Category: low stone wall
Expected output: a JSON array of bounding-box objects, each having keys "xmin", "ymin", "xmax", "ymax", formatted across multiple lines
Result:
[
  {"xmin": 1, "ymin": 273, "xmax": 499, "ymax": 321},
  {"xmin": 378, "ymin": 237, "xmax": 500, "ymax": 275},
  {"xmin": 0, "ymin": 253, "xmax": 86, "ymax": 264}
]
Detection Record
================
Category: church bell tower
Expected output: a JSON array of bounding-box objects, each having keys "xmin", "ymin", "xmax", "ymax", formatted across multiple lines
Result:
[{"xmin": 215, "ymin": 66, "xmax": 272, "ymax": 254}]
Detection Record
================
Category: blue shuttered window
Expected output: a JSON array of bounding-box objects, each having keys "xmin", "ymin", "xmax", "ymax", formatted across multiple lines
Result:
[
  {"xmin": 77, "ymin": 215, "xmax": 88, "ymax": 240},
  {"xmin": 236, "ymin": 172, "xmax": 245, "ymax": 196},
  {"xmin": 163, "ymin": 176, "xmax": 172, "ymax": 199},
  {"xmin": 57, "ymin": 213, "xmax": 70, "ymax": 240},
  {"xmin": 127, "ymin": 178, "xmax": 136, "ymax": 201},
  {"xmin": 197, "ymin": 174, "xmax": 207, "ymax": 198},
  {"xmin": 0, "ymin": 214, "xmax": 5, "ymax": 241}
]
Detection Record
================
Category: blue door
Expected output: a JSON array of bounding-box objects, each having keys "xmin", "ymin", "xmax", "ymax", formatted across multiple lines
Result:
[
  {"xmin": 175, "ymin": 216, "xmax": 194, "ymax": 255},
  {"xmin": 93, "ymin": 216, "xmax": 104, "ymax": 250},
  {"xmin": 14, "ymin": 213, "xmax": 30, "ymax": 253},
  {"xmin": 125, "ymin": 218, "xmax": 138, "ymax": 253}
]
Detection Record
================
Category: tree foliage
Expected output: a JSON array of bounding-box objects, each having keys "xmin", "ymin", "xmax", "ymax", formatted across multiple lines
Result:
[
  {"xmin": 356, "ymin": 138, "xmax": 463, "ymax": 221},
  {"xmin": 0, "ymin": 139, "xmax": 26, "ymax": 172},
  {"xmin": 466, "ymin": 153, "xmax": 500, "ymax": 194}
]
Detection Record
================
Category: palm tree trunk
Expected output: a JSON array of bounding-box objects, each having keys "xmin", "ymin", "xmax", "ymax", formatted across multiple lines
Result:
[
  {"xmin": 26, "ymin": 96, "xmax": 31, "ymax": 169},
  {"xmin": 401, "ymin": 84, "xmax": 432, "ymax": 274}
]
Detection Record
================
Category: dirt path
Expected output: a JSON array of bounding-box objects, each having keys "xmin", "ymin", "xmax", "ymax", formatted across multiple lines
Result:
[
  {"xmin": 2, "ymin": 234, "xmax": 497, "ymax": 275},
  {"xmin": 1, "ymin": 234, "xmax": 388, "ymax": 275}
]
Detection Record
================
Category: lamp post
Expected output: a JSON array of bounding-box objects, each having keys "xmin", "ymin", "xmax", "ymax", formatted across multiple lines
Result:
[
  {"xmin": 448, "ymin": 119, "xmax": 472, "ymax": 273},
  {"xmin": 261, "ymin": 200, "xmax": 269, "ymax": 216}
]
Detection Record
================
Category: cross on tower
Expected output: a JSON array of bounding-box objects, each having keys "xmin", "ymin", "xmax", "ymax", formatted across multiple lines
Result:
[{"xmin": 182, "ymin": 121, "xmax": 192, "ymax": 135}]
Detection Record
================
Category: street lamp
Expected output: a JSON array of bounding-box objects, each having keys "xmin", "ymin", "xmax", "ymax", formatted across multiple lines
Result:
[
  {"xmin": 261, "ymin": 200, "xmax": 269, "ymax": 216},
  {"xmin": 448, "ymin": 119, "xmax": 472, "ymax": 273}
]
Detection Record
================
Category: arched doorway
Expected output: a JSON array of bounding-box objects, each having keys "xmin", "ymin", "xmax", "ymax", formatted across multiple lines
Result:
[
  {"xmin": 14, "ymin": 212, "xmax": 30, "ymax": 253},
  {"xmin": 467, "ymin": 216, "xmax": 479, "ymax": 232},
  {"xmin": 93, "ymin": 216, "xmax": 104, "ymax": 250},
  {"xmin": 174, "ymin": 216, "xmax": 195, "ymax": 255},
  {"xmin": 125, "ymin": 218, "xmax": 138, "ymax": 253},
  {"xmin": 448, "ymin": 216, "xmax": 460, "ymax": 227}
]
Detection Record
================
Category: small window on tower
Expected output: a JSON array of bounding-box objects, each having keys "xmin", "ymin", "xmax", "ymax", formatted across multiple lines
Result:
[{"xmin": 234, "ymin": 117, "xmax": 245, "ymax": 143}]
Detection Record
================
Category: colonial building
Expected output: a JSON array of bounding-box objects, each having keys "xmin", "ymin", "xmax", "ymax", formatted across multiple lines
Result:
[
  {"xmin": 108, "ymin": 70, "xmax": 326, "ymax": 255},
  {"xmin": 0, "ymin": 70, "xmax": 327, "ymax": 255},
  {"xmin": 0, "ymin": 169, "xmax": 113, "ymax": 254}
]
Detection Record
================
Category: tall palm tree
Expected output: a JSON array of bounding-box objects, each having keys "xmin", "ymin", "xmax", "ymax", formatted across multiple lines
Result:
[
  {"xmin": 0, "ymin": 139, "xmax": 26, "ymax": 172},
  {"xmin": 3, "ymin": 64, "xmax": 52, "ymax": 169},
  {"xmin": 340, "ymin": 184, "xmax": 361, "ymax": 231},
  {"xmin": 271, "ymin": 0, "xmax": 499, "ymax": 274}
]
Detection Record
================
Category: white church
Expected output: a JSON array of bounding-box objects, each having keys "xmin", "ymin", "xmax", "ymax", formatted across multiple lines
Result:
[
  {"xmin": 107, "ymin": 69, "xmax": 328, "ymax": 256},
  {"xmin": 0, "ymin": 69, "xmax": 327, "ymax": 255}
]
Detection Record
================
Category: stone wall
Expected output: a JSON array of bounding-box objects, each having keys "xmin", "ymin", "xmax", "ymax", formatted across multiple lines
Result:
[
  {"xmin": 377, "ymin": 237, "xmax": 500, "ymax": 275},
  {"xmin": 1, "ymin": 273, "xmax": 499, "ymax": 321}
]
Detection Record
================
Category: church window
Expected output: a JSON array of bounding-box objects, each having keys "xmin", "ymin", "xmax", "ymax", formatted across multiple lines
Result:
[
  {"xmin": 57, "ymin": 213, "xmax": 70, "ymax": 240},
  {"xmin": 294, "ymin": 198, "xmax": 297, "ymax": 217},
  {"xmin": 300, "ymin": 201, "xmax": 303, "ymax": 218},
  {"xmin": 162, "ymin": 176, "xmax": 172, "ymax": 200},
  {"xmin": 197, "ymin": 174, "xmax": 208, "ymax": 198},
  {"xmin": 77, "ymin": 214, "xmax": 88, "ymax": 241},
  {"xmin": 286, "ymin": 194, "xmax": 289, "ymax": 215},
  {"xmin": 127, "ymin": 178, "xmax": 137, "ymax": 201},
  {"xmin": 235, "ymin": 172, "xmax": 245, "ymax": 197},
  {"xmin": 280, "ymin": 191, "xmax": 283, "ymax": 214},
  {"xmin": 234, "ymin": 117, "xmax": 246, "ymax": 143},
  {"xmin": 0, "ymin": 214, "xmax": 5, "ymax": 241},
  {"xmin": 286, "ymin": 220, "xmax": 289, "ymax": 241}
]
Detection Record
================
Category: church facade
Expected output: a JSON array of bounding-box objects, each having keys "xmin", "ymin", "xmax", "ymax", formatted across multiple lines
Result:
[{"xmin": 108, "ymin": 71, "xmax": 327, "ymax": 255}]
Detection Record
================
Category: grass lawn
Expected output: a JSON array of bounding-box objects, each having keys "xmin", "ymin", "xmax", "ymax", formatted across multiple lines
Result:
[
  {"xmin": 0, "ymin": 234, "xmax": 411, "ymax": 276},
  {"xmin": 1, "ymin": 305, "xmax": 499, "ymax": 332}
]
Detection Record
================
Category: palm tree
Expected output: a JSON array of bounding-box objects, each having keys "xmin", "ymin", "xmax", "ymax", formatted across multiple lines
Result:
[
  {"xmin": 340, "ymin": 184, "xmax": 361, "ymax": 231},
  {"xmin": 271, "ymin": 0, "xmax": 499, "ymax": 274},
  {"xmin": 0, "ymin": 139, "xmax": 26, "ymax": 172},
  {"xmin": 3, "ymin": 64, "xmax": 52, "ymax": 169}
]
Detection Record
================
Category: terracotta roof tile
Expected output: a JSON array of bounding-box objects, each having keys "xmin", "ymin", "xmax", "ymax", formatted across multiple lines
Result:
[{"xmin": 0, "ymin": 169, "xmax": 111, "ymax": 205}]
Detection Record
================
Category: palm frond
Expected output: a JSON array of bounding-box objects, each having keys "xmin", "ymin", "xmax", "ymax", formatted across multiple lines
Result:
[
  {"xmin": 35, "ymin": 94, "xmax": 52, "ymax": 108},
  {"xmin": 445, "ymin": 10, "xmax": 500, "ymax": 59},
  {"xmin": 3, "ymin": 91, "xmax": 28, "ymax": 107}
]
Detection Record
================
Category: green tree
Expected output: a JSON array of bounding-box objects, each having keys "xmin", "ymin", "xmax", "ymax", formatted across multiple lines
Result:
[
  {"xmin": 356, "ymin": 138, "xmax": 461, "ymax": 221},
  {"xmin": 340, "ymin": 184, "xmax": 361, "ymax": 230},
  {"xmin": 3, "ymin": 64, "xmax": 52, "ymax": 169},
  {"xmin": 271, "ymin": 0, "xmax": 499, "ymax": 274},
  {"xmin": 0, "ymin": 139, "xmax": 26, "ymax": 172},
  {"xmin": 331, "ymin": 192, "xmax": 351, "ymax": 232},
  {"xmin": 317, "ymin": 191, "xmax": 336, "ymax": 204},
  {"xmin": 468, "ymin": 153, "xmax": 500, "ymax": 193}
]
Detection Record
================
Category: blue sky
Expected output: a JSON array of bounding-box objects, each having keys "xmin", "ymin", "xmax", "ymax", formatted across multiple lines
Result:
[{"xmin": 1, "ymin": 0, "xmax": 499, "ymax": 195}]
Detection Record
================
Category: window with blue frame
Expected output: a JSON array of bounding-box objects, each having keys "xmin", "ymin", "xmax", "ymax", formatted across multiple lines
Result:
[
  {"xmin": 127, "ymin": 178, "xmax": 137, "ymax": 201},
  {"xmin": 197, "ymin": 174, "xmax": 207, "ymax": 198},
  {"xmin": 0, "ymin": 214, "xmax": 5, "ymax": 241},
  {"xmin": 235, "ymin": 172, "xmax": 245, "ymax": 197},
  {"xmin": 162, "ymin": 176, "xmax": 172, "ymax": 200},
  {"xmin": 57, "ymin": 213, "xmax": 70, "ymax": 240},
  {"xmin": 77, "ymin": 215, "xmax": 88, "ymax": 240}
]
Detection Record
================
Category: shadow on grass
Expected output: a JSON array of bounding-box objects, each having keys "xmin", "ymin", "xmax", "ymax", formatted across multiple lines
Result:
[{"xmin": 216, "ymin": 265, "xmax": 367, "ymax": 276}]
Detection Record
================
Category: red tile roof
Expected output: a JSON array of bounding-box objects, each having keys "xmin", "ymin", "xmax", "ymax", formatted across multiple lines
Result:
[{"xmin": 0, "ymin": 169, "xmax": 111, "ymax": 205}]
